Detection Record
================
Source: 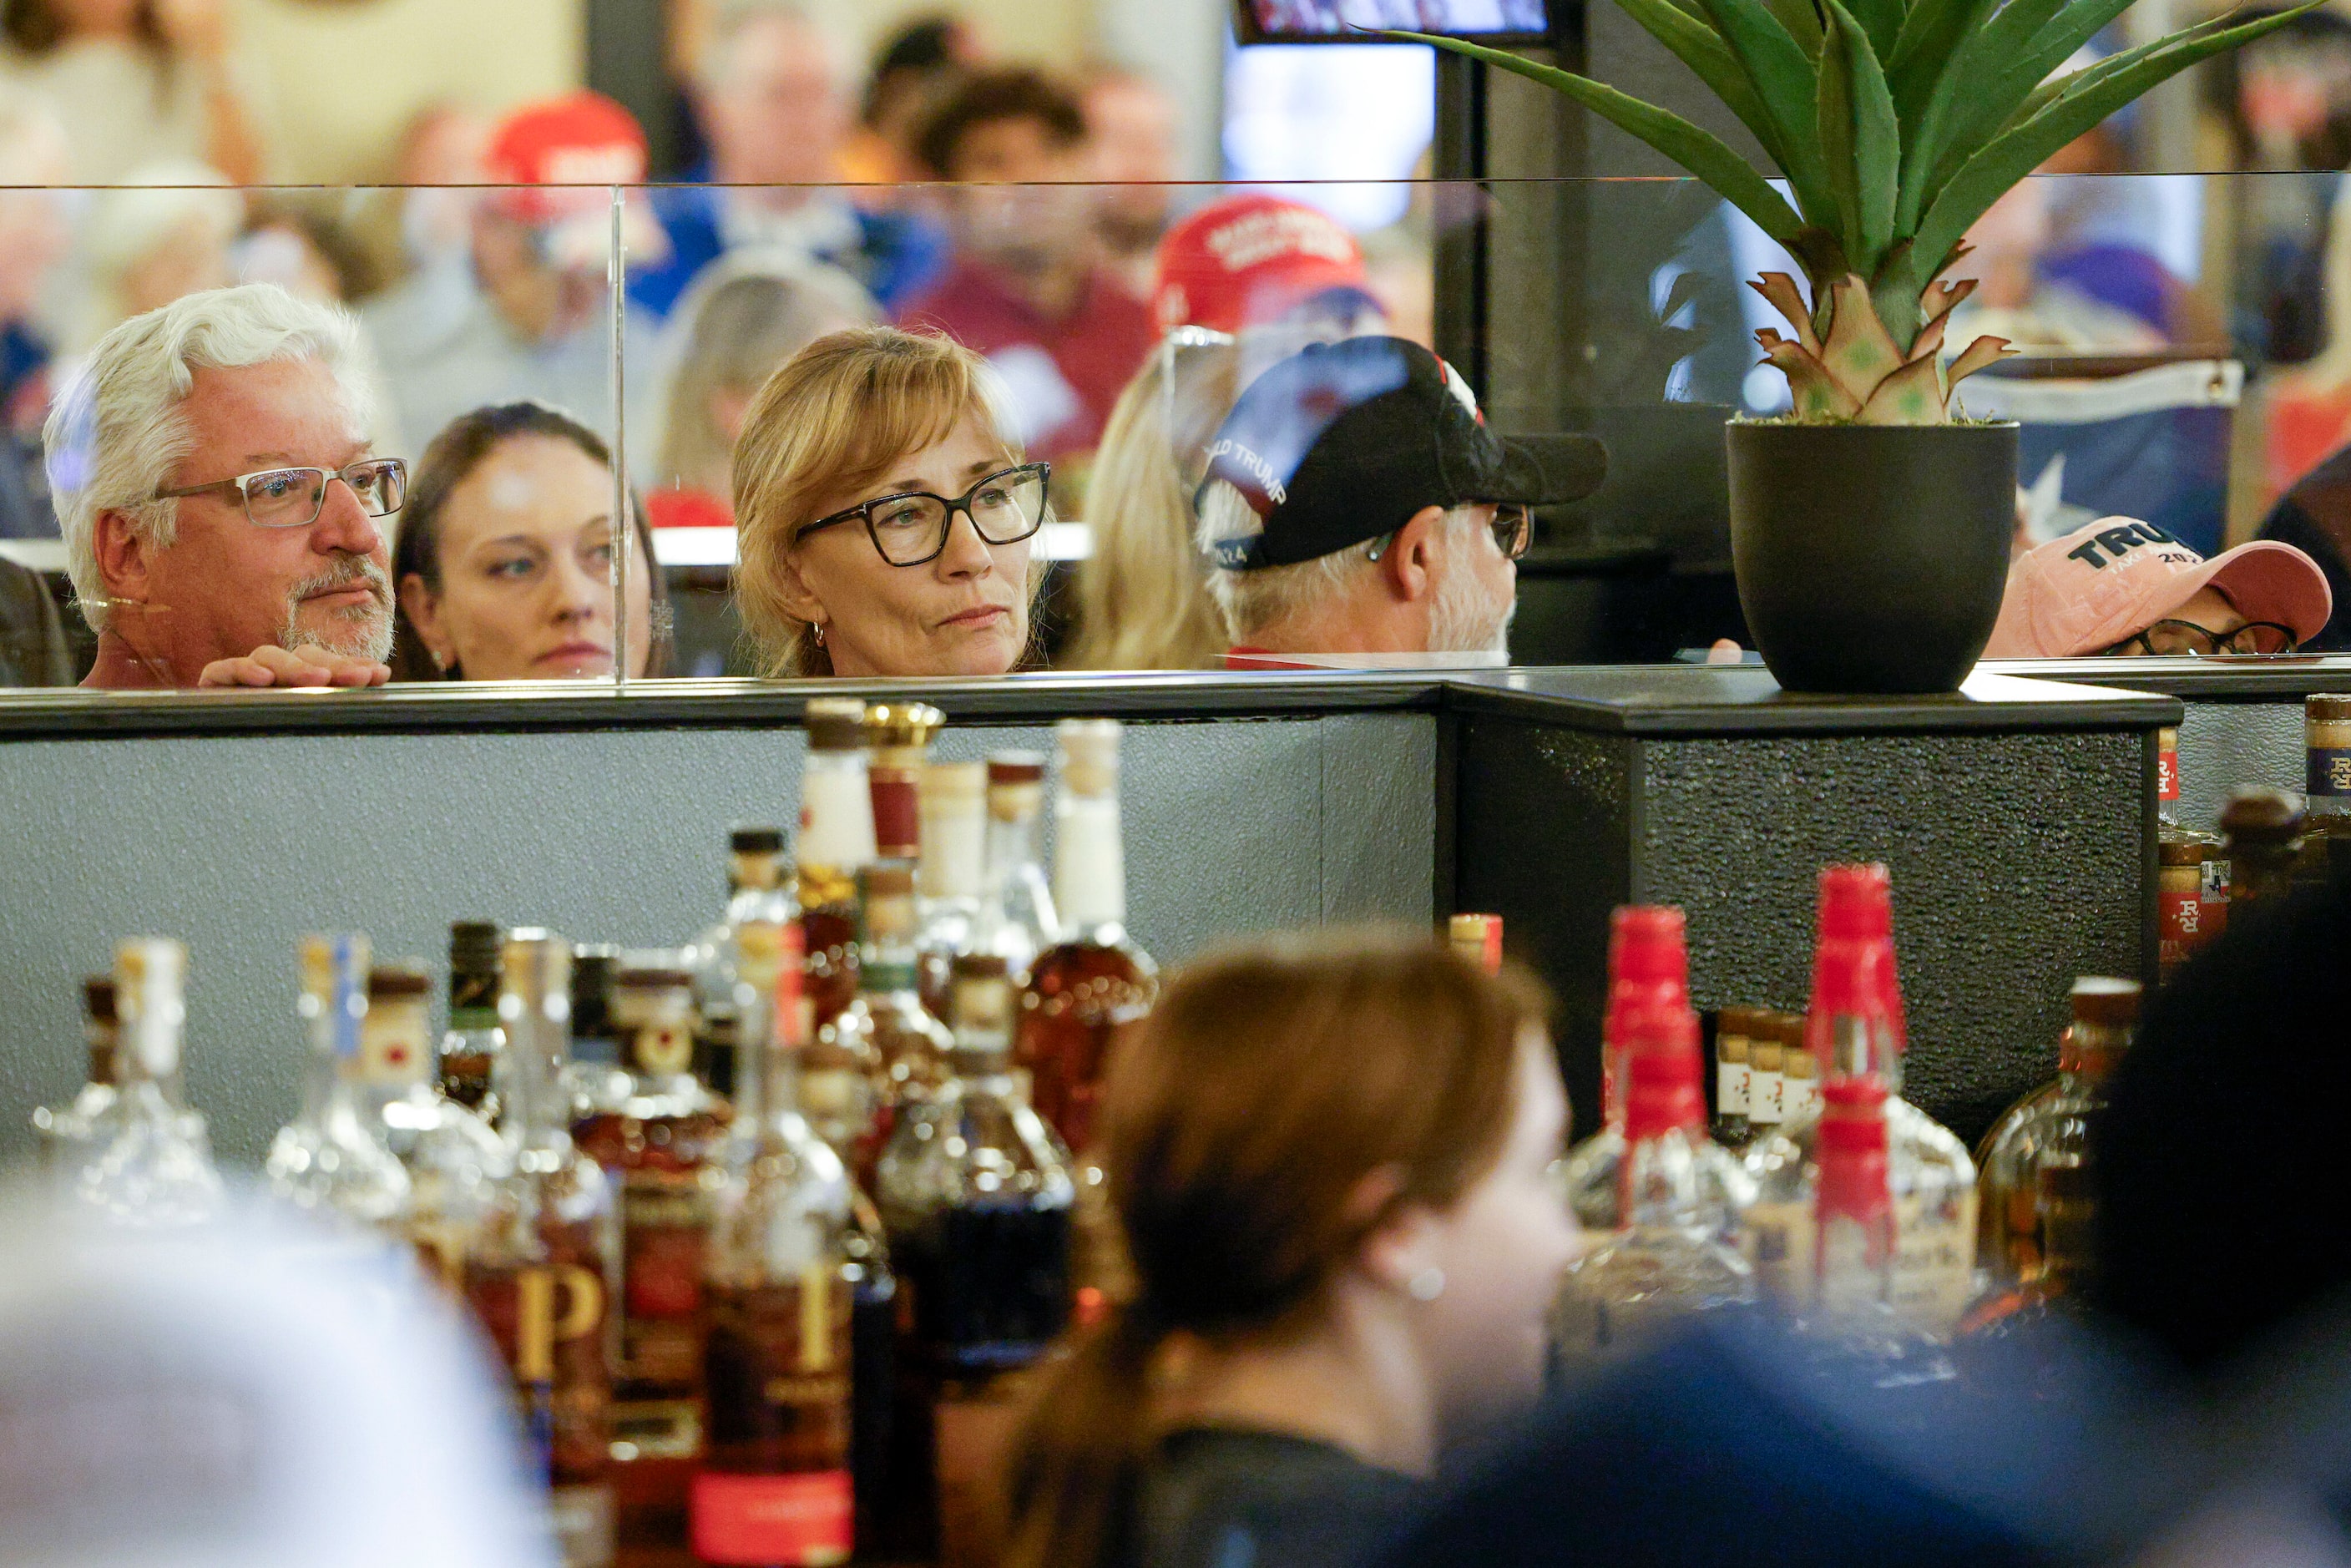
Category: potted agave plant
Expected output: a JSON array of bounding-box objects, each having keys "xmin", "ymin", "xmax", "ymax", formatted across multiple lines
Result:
[{"xmin": 1398, "ymin": 0, "xmax": 2313, "ymax": 692}]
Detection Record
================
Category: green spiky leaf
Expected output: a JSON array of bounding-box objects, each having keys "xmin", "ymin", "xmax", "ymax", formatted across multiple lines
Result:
[
  {"xmin": 1823, "ymin": 0, "xmax": 1900, "ymax": 265},
  {"xmin": 1600, "ymin": 0, "xmax": 1798, "ymax": 172},
  {"xmin": 1886, "ymin": 0, "xmax": 2003, "ymax": 129},
  {"xmin": 1843, "ymin": 0, "xmax": 1904, "ymax": 74},
  {"xmin": 1762, "ymin": 0, "xmax": 1826, "ymax": 57},
  {"xmin": 1686, "ymin": 0, "xmax": 1840, "ymax": 223},
  {"xmin": 1386, "ymin": 32, "xmax": 1809, "ymax": 246}
]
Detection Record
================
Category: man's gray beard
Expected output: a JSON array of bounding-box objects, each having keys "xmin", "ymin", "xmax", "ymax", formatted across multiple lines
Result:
[
  {"xmin": 276, "ymin": 556, "xmax": 395, "ymax": 663},
  {"xmin": 1428, "ymin": 558, "xmax": 1514, "ymax": 657}
]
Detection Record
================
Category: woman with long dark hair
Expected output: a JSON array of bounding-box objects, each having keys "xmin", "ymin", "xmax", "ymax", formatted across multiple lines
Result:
[{"xmin": 1002, "ymin": 927, "xmax": 1581, "ymax": 1568}]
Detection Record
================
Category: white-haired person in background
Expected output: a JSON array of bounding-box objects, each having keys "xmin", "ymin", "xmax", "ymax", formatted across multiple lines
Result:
[
  {"xmin": 51, "ymin": 281, "xmax": 403, "ymax": 690},
  {"xmin": 1195, "ymin": 336, "xmax": 1605, "ymax": 668}
]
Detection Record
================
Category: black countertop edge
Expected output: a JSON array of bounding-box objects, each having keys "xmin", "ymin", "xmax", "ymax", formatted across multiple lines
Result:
[
  {"xmin": 0, "ymin": 664, "xmax": 2192, "ymax": 742},
  {"xmin": 1993, "ymin": 655, "xmax": 2351, "ymax": 701}
]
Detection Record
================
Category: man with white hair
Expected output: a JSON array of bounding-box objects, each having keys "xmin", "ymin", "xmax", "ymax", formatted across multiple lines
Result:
[
  {"xmin": 52, "ymin": 282, "xmax": 402, "ymax": 689},
  {"xmin": 628, "ymin": 0, "xmax": 944, "ymax": 319},
  {"xmin": 1196, "ymin": 336, "xmax": 1606, "ymax": 665}
]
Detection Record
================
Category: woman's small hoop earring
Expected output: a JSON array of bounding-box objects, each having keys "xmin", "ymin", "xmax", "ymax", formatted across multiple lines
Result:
[
  {"xmin": 811, "ymin": 622, "xmax": 827, "ymax": 648},
  {"xmin": 1408, "ymin": 1267, "xmax": 1446, "ymax": 1302}
]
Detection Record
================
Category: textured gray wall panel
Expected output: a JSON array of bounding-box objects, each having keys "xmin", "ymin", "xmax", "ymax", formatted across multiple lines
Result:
[
  {"xmin": 2174, "ymin": 701, "xmax": 2303, "ymax": 831},
  {"xmin": 0, "ymin": 716, "xmax": 1433, "ymax": 1166},
  {"xmin": 1637, "ymin": 731, "xmax": 2146, "ymax": 1143}
]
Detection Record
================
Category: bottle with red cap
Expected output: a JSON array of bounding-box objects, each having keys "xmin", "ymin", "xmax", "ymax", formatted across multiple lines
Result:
[
  {"xmin": 1551, "ymin": 980, "xmax": 1754, "ymax": 1364},
  {"xmin": 1793, "ymin": 1078, "xmax": 1949, "ymax": 1375},
  {"xmin": 1556, "ymin": 906, "xmax": 1753, "ymax": 1242},
  {"xmin": 1742, "ymin": 864, "xmax": 1976, "ymax": 1338}
]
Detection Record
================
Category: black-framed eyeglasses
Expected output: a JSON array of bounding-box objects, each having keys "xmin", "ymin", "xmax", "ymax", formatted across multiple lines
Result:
[
  {"xmin": 1489, "ymin": 503, "xmax": 1533, "ymax": 561},
  {"xmin": 2106, "ymin": 619, "xmax": 2299, "ymax": 656},
  {"xmin": 155, "ymin": 457, "xmax": 407, "ymax": 529},
  {"xmin": 798, "ymin": 463, "xmax": 1051, "ymax": 568}
]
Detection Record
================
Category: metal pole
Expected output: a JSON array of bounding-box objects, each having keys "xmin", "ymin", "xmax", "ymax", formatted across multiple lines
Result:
[{"xmin": 607, "ymin": 185, "xmax": 629, "ymax": 690}]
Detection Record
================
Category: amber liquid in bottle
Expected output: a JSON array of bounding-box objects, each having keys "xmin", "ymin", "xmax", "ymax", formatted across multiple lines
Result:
[{"xmin": 464, "ymin": 1216, "xmax": 617, "ymax": 1498}]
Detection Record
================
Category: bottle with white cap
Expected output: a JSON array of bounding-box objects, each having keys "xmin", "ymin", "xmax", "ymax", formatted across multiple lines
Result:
[
  {"xmin": 356, "ymin": 960, "xmax": 508, "ymax": 1286},
  {"xmin": 74, "ymin": 937, "xmax": 223, "ymax": 1227},
  {"xmin": 265, "ymin": 933, "xmax": 413, "ymax": 1232}
]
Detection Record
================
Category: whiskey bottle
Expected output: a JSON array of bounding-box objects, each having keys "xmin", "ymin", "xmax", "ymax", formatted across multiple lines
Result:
[
  {"xmin": 1448, "ymin": 913, "xmax": 1503, "ymax": 974},
  {"xmin": 1742, "ymin": 866, "xmax": 1977, "ymax": 1338},
  {"xmin": 867, "ymin": 701, "xmax": 946, "ymax": 867},
  {"xmin": 693, "ymin": 828, "xmax": 792, "ymax": 1104},
  {"xmin": 697, "ymin": 918, "xmax": 861, "ymax": 1568},
  {"xmin": 34, "ymin": 978, "xmax": 119, "ymax": 1171},
  {"xmin": 465, "ymin": 931, "xmax": 619, "ymax": 1568},
  {"xmin": 799, "ymin": 698, "xmax": 878, "ymax": 1032},
  {"xmin": 564, "ymin": 948, "xmax": 630, "ymax": 1123},
  {"xmin": 1019, "ymin": 720, "xmax": 1159, "ymax": 1157},
  {"xmin": 1557, "ymin": 907, "xmax": 1752, "ymax": 1242},
  {"xmin": 1781, "ymin": 1014, "xmax": 1820, "ymax": 1123},
  {"xmin": 875, "ymin": 953, "xmax": 1074, "ymax": 1564},
  {"xmin": 1552, "ymin": 994, "xmax": 1754, "ymax": 1367},
  {"xmin": 442, "ymin": 920, "xmax": 505, "ymax": 1121},
  {"xmin": 572, "ymin": 955, "xmax": 733, "ymax": 1464},
  {"xmin": 357, "ymin": 961, "xmax": 509, "ymax": 1288},
  {"xmin": 2306, "ymin": 695, "xmax": 2351, "ymax": 883},
  {"xmin": 1711, "ymin": 1005, "xmax": 1753, "ymax": 1147},
  {"xmin": 1972, "ymin": 978, "xmax": 2136, "ymax": 1304},
  {"xmin": 916, "ymin": 761, "xmax": 987, "ymax": 1023},
  {"xmin": 2157, "ymin": 727, "xmax": 2227, "ymax": 982},
  {"xmin": 1793, "ymin": 1078, "xmax": 1954, "ymax": 1380},
  {"xmin": 1747, "ymin": 1012, "xmax": 1786, "ymax": 1135},
  {"xmin": 265, "ymin": 933, "xmax": 413, "ymax": 1232},
  {"xmin": 74, "ymin": 938, "xmax": 223, "ymax": 1227},
  {"xmin": 976, "ymin": 751, "xmax": 1058, "ymax": 980},
  {"xmin": 2220, "ymin": 787, "xmax": 2306, "ymax": 909},
  {"xmin": 833, "ymin": 862, "xmax": 955, "ymax": 1181}
]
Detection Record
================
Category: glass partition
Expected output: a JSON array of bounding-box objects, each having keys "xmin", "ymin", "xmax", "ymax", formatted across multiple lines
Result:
[{"xmin": 0, "ymin": 171, "xmax": 2342, "ymax": 694}]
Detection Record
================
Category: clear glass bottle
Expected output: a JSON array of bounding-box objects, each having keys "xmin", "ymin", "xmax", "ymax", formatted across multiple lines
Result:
[
  {"xmin": 1553, "ymin": 999, "xmax": 1754, "ymax": 1368},
  {"xmin": 834, "ymin": 862, "xmax": 955, "ymax": 1181},
  {"xmin": 1448, "ymin": 913, "xmax": 1502, "ymax": 974},
  {"xmin": 1972, "ymin": 978, "xmax": 2136, "ymax": 1310},
  {"xmin": 916, "ymin": 761, "xmax": 988, "ymax": 1023},
  {"xmin": 693, "ymin": 828, "xmax": 791, "ymax": 1105},
  {"xmin": 34, "ymin": 977, "xmax": 119, "ymax": 1171},
  {"xmin": 266, "ymin": 933, "xmax": 413, "ymax": 1232},
  {"xmin": 74, "ymin": 938, "xmax": 224, "ymax": 1227},
  {"xmin": 875, "ymin": 953, "xmax": 1075, "ymax": 1564},
  {"xmin": 799, "ymin": 699, "xmax": 881, "ymax": 1161},
  {"xmin": 697, "ymin": 917, "xmax": 862, "ymax": 1568},
  {"xmin": 1743, "ymin": 865, "xmax": 1978, "ymax": 1338},
  {"xmin": 572, "ymin": 953, "xmax": 733, "ymax": 1464},
  {"xmin": 1558, "ymin": 908, "xmax": 1754, "ymax": 1242},
  {"xmin": 563, "ymin": 947, "xmax": 630, "ymax": 1124},
  {"xmin": 866, "ymin": 701, "xmax": 945, "ymax": 867},
  {"xmin": 463, "ymin": 931, "xmax": 620, "ymax": 1568},
  {"xmin": 1792, "ymin": 1078, "xmax": 1954, "ymax": 1381},
  {"xmin": 977, "ymin": 751, "xmax": 1058, "ymax": 980},
  {"xmin": 441, "ymin": 919, "xmax": 506, "ymax": 1122},
  {"xmin": 1711, "ymin": 1005, "xmax": 1753, "ymax": 1148},
  {"xmin": 358, "ymin": 961, "xmax": 509, "ymax": 1287}
]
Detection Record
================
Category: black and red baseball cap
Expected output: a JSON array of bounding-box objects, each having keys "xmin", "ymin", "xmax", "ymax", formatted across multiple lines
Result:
[{"xmin": 1199, "ymin": 335, "xmax": 1607, "ymax": 570}]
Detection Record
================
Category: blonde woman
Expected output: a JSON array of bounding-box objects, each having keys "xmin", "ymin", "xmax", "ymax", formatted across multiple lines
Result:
[
  {"xmin": 734, "ymin": 326, "xmax": 1044, "ymax": 677},
  {"xmin": 1067, "ymin": 332, "xmax": 1240, "ymax": 670}
]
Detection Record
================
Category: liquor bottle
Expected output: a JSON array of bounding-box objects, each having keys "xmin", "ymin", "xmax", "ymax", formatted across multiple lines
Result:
[
  {"xmin": 2306, "ymin": 696, "xmax": 2351, "ymax": 883},
  {"xmin": 74, "ymin": 938, "xmax": 224, "ymax": 1227},
  {"xmin": 916, "ymin": 761, "xmax": 988, "ymax": 1022},
  {"xmin": 1792, "ymin": 1078, "xmax": 1955, "ymax": 1379},
  {"xmin": 465, "ymin": 931, "xmax": 619, "ymax": 1568},
  {"xmin": 265, "ymin": 933, "xmax": 413, "ymax": 1231},
  {"xmin": 1747, "ymin": 1013, "xmax": 1786, "ymax": 1136},
  {"xmin": 572, "ymin": 954, "xmax": 732, "ymax": 1464},
  {"xmin": 1551, "ymin": 994, "xmax": 1754, "ymax": 1366},
  {"xmin": 1557, "ymin": 908, "xmax": 1752, "ymax": 1242},
  {"xmin": 1019, "ymin": 721, "xmax": 1159, "ymax": 1158},
  {"xmin": 875, "ymin": 953, "xmax": 1075, "ymax": 1564},
  {"xmin": 976, "ymin": 751, "xmax": 1058, "ymax": 979},
  {"xmin": 1448, "ymin": 913, "xmax": 1503, "ymax": 974},
  {"xmin": 2156, "ymin": 726, "xmax": 2227, "ymax": 983},
  {"xmin": 1743, "ymin": 866, "xmax": 1978, "ymax": 1338},
  {"xmin": 697, "ymin": 918, "xmax": 861, "ymax": 1568},
  {"xmin": 693, "ymin": 828, "xmax": 792, "ymax": 1104},
  {"xmin": 564, "ymin": 947, "xmax": 630, "ymax": 1123},
  {"xmin": 799, "ymin": 698, "xmax": 878, "ymax": 1031},
  {"xmin": 357, "ymin": 961, "xmax": 509, "ymax": 1287},
  {"xmin": 34, "ymin": 978, "xmax": 119, "ymax": 1171},
  {"xmin": 1972, "ymin": 978, "xmax": 2136, "ymax": 1304},
  {"xmin": 867, "ymin": 701, "xmax": 946, "ymax": 866},
  {"xmin": 1711, "ymin": 1006, "xmax": 1752, "ymax": 1147},
  {"xmin": 833, "ymin": 862, "xmax": 954, "ymax": 1177},
  {"xmin": 2220, "ymin": 787, "xmax": 2306, "ymax": 909},
  {"xmin": 442, "ymin": 920, "xmax": 505, "ymax": 1121}
]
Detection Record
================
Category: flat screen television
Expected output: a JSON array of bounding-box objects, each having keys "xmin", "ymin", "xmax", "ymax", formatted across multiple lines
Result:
[{"xmin": 1233, "ymin": 0, "xmax": 1555, "ymax": 47}]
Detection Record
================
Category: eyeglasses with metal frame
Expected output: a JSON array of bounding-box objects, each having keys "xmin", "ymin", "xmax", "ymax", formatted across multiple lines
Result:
[{"xmin": 154, "ymin": 457, "xmax": 407, "ymax": 529}]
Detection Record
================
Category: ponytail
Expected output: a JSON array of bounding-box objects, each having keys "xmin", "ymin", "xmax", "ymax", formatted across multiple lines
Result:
[{"xmin": 1000, "ymin": 1304, "xmax": 1170, "ymax": 1568}]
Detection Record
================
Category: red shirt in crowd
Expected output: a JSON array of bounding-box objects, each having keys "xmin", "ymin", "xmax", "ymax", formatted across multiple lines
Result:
[{"xmin": 897, "ymin": 260, "xmax": 1156, "ymax": 463}]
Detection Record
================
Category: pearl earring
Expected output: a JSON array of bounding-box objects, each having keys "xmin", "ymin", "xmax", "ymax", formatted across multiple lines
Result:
[{"xmin": 1408, "ymin": 1266, "xmax": 1446, "ymax": 1302}]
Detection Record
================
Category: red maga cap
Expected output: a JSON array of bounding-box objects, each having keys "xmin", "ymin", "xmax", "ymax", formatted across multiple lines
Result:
[
  {"xmin": 1150, "ymin": 194, "xmax": 1378, "ymax": 336},
  {"xmin": 1621, "ymin": 1011, "xmax": 1706, "ymax": 1141}
]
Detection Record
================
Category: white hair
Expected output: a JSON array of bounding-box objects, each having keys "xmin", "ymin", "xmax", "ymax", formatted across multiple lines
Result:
[
  {"xmin": 696, "ymin": 0, "xmax": 837, "ymax": 94},
  {"xmin": 48, "ymin": 281, "xmax": 375, "ymax": 634},
  {"xmin": 1196, "ymin": 478, "xmax": 1501, "ymax": 648}
]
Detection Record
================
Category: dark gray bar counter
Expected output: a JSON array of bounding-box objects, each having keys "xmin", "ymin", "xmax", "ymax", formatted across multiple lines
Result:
[{"xmin": 0, "ymin": 665, "xmax": 2177, "ymax": 1161}]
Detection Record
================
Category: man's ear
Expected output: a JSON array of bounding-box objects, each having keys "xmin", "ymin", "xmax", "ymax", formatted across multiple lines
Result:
[
  {"xmin": 1378, "ymin": 504, "xmax": 1448, "ymax": 605},
  {"xmin": 91, "ymin": 508, "xmax": 152, "ymax": 610}
]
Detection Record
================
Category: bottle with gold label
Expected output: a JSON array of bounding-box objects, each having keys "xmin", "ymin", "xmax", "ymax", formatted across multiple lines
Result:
[
  {"xmin": 357, "ymin": 962, "xmax": 508, "ymax": 1287},
  {"xmin": 916, "ymin": 761, "xmax": 988, "ymax": 1023},
  {"xmin": 465, "ymin": 931, "xmax": 620, "ymax": 1568},
  {"xmin": 74, "ymin": 938, "xmax": 223, "ymax": 1227},
  {"xmin": 266, "ymin": 933, "xmax": 413, "ymax": 1232},
  {"xmin": 34, "ymin": 978, "xmax": 120, "ymax": 1172},
  {"xmin": 441, "ymin": 921, "xmax": 505, "ymax": 1122},
  {"xmin": 832, "ymin": 862, "xmax": 955, "ymax": 1184},
  {"xmin": 698, "ymin": 919, "xmax": 861, "ymax": 1568},
  {"xmin": 573, "ymin": 955, "xmax": 732, "ymax": 1466}
]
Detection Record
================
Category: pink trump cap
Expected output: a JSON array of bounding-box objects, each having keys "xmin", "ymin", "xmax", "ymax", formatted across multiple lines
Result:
[{"xmin": 1984, "ymin": 517, "xmax": 2333, "ymax": 657}]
